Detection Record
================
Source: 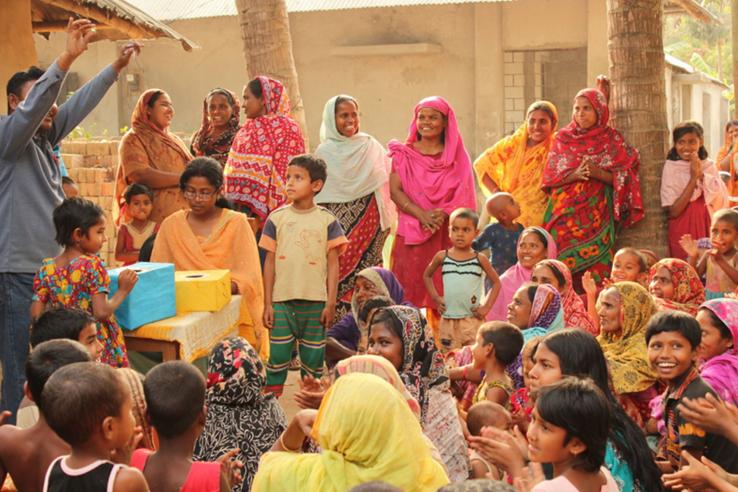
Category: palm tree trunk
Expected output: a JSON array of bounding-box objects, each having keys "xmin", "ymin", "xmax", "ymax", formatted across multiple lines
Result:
[
  {"xmin": 233, "ymin": 0, "xmax": 308, "ymax": 147},
  {"xmin": 607, "ymin": 0, "xmax": 670, "ymax": 257}
]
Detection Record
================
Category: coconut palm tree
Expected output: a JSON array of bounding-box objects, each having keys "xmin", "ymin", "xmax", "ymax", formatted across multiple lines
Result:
[
  {"xmin": 608, "ymin": 0, "xmax": 670, "ymax": 256},
  {"xmin": 234, "ymin": 0, "xmax": 308, "ymax": 146}
]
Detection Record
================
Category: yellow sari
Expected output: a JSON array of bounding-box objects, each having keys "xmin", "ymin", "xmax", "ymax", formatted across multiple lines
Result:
[
  {"xmin": 473, "ymin": 101, "xmax": 558, "ymax": 227},
  {"xmin": 252, "ymin": 373, "xmax": 449, "ymax": 492},
  {"xmin": 151, "ymin": 208, "xmax": 266, "ymax": 359}
]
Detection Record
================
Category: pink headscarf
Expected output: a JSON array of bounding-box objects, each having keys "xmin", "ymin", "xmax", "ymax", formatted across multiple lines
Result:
[
  {"xmin": 699, "ymin": 299, "xmax": 738, "ymax": 405},
  {"xmin": 487, "ymin": 227, "xmax": 558, "ymax": 321},
  {"xmin": 388, "ymin": 96, "xmax": 477, "ymax": 245},
  {"xmin": 539, "ymin": 259, "xmax": 598, "ymax": 335}
]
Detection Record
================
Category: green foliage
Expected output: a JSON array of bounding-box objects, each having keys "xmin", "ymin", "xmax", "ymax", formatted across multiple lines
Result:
[{"xmin": 664, "ymin": 0, "xmax": 731, "ymax": 103}]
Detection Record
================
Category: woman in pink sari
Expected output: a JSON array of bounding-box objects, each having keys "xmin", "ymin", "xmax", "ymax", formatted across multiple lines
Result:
[
  {"xmin": 697, "ymin": 298, "xmax": 738, "ymax": 405},
  {"xmin": 388, "ymin": 97, "xmax": 477, "ymax": 316}
]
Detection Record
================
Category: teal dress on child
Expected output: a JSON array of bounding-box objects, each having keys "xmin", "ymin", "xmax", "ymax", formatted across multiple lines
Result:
[{"xmin": 605, "ymin": 440, "xmax": 635, "ymax": 492}]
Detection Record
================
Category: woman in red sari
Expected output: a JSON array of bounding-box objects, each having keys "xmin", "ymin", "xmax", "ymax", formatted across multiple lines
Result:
[
  {"xmin": 224, "ymin": 76, "xmax": 305, "ymax": 226},
  {"xmin": 542, "ymin": 87, "xmax": 644, "ymax": 292},
  {"xmin": 388, "ymin": 96, "xmax": 477, "ymax": 320}
]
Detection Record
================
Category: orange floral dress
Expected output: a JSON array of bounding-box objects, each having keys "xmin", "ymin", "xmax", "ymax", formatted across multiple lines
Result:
[{"xmin": 32, "ymin": 255, "xmax": 128, "ymax": 367}]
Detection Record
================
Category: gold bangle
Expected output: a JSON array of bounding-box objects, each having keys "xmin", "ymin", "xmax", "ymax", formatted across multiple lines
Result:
[
  {"xmin": 401, "ymin": 200, "xmax": 411, "ymax": 211},
  {"xmin": 279, "ymin": 431, "xmax": 301, "ymax": 453}
]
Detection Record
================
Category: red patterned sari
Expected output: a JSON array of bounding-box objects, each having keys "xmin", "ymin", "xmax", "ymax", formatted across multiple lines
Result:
[
  {"xmin": 542, "ymin": 89, "xmax": 644, "ymax": 292},
  {"xmin": 224, "ymin": 77, "xmax": 305, "ymax": 220}
]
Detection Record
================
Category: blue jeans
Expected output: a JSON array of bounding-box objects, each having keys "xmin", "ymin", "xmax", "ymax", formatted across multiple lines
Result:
[{"xmin": 0, "ymin": 273, "xmax": 33, "ymax": 424}]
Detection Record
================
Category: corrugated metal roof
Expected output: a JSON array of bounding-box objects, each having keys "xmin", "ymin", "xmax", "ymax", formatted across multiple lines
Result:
[
  {"xmin": 124, "ymin": 0, "xmax": 512, "ymax": 21},
  {"xmin": 33, "ymin": 0, "xmax": 198, "ymax": 50}
]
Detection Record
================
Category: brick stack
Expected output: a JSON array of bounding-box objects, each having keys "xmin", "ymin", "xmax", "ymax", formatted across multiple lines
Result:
[{"xmin": 60, "ymin": 140, "xmax": 120, "ymax": 267}]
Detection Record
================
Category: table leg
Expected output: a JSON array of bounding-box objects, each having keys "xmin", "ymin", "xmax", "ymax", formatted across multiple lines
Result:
[
  {"xmin": 160, "ymin": 342, "xmax": 178, "ymax": 361},
  {"xmin": 124, "ymin": 336, "xmax": 180, "ymax": 361}
]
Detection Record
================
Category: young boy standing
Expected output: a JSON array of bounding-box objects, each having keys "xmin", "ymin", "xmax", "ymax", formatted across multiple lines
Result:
[
  {"xmin": 424, "ymin": 208, "xmax": 501, "ymax": 352},
  {"xmin": 646, "ymin": 310, "xmax": 738, "ymax": 474},
  {"xmin": 260, "ymin": 155, "xmax": 348, "ymax": 396}
]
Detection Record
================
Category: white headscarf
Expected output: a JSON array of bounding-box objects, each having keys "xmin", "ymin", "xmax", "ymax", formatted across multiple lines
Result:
[{"xmin": 315, "ymin": 95, "xmax": 396, "ymax": 229}]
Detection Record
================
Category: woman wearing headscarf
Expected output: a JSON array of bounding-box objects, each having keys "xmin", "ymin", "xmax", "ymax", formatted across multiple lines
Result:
[
  {"xmin": 388, "ymin": 97, "xmax": 477, "ymax": 323},
  {"xmin": 505, "ymin": 283, "xmax": 564, "ymax": 388},
  {"xmin": 697, "ymin": 299, "xmax": 738, "ymax": 405},
  {"xmin": 194, "ymin": 337, "xmax": 286, "ymax": 491},
  {"xmin": 190, "ymin": 88, "xmax": 241, "ymax": 166},
  {"xmin": 315, "ymin": 95, "xmax": 395, "ymax": 322},
  {"xmin": 533, "ymin": 259, "xmax": 598, "ymax": 335},
  {"xmin": 326, "ymin": 267, "xmax": 410, "ymax": 356},
  {"xmin": 488, "ymin": 226, "xmax": 558, "ymax": 322},
  {"xmin": 716, "ymin": 120, "xmax": 738, "ymax": 180},
  {"xmin": 252, "ymin": 373, "xmax": 449, "ymax": 492},
  {"xmin": 474, "ymin": 101, "xmax": 559, "ymax": 227},
  {"xmin": 367, "ymin": 305, "xmax": 469, "ymax": 481},
  {"xmin": 596, "ymin": 281, "xmax": 658, "ymax": 425},
  {"xmin": 543, "ymin": 87, "xmax": 644, "ymax": 292},
  {"xmin": 648, "ymin": 258, "xmax": 705, "ymax": 316},
  {"xmin": 116, "ymin": 89, "xmax": 192, "ymax": 224},
  {"xmin": 224, "ymin": 76, "xmax": 306, "ymax": 225}
]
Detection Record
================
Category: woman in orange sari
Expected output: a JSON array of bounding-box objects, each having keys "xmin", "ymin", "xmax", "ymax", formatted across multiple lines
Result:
[
  {"xmin": 116, "ymin": 89, "xmax": 191, "ymax": 224},
  {"xmin": 717, "ymin": 120, "xmax": 738, "ymax": 195},
  {"xmin": 152, "ymin": 158, "xmax": 266, "ymax": 358},
  {"xmin": 473, "ymin": 101, "xmax": 558, "ymax": 227}
]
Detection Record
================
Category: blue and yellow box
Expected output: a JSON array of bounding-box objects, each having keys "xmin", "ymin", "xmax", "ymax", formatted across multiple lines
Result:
[
  {"xmin": 175, "ymin": 270, "xmax": 231, "ymax": 314},
  {"xmin": 109, "ymin": 262, "xmax": 176, "ymax": 330}
]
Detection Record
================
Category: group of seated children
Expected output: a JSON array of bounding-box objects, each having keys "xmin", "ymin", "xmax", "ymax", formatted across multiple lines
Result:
[{"xmin": 14, "ymin": 131, "xmax": 738, "ymax": 491}]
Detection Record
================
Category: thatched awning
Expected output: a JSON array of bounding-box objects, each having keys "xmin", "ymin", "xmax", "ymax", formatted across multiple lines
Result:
[
  {"xmin": 31, "ymin": 0, "xmax": 198, "ymax": 50},
  {"xmin": 664, "ymin": 0, "xmax": 720, "ymax": 25}
]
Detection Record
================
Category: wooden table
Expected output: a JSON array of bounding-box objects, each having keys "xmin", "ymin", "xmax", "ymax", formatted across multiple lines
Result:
[{"xmin": 124, "ymin": 295, "xmax": 241, "ymax": 362}]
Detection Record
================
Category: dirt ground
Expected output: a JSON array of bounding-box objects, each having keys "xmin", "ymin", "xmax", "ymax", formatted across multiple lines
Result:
[{"xmin": 278, "ymin": 370, "xmax": 302, "ymax": 420}]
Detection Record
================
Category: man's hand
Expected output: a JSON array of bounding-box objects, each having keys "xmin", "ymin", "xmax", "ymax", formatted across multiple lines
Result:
[
  {"xmin": 58, "ymin": 18, "xmax": 97, "ymax": 71},
  {"xmin": 112, "ymin": 41, "xmax": 142, "ymax": 74}
]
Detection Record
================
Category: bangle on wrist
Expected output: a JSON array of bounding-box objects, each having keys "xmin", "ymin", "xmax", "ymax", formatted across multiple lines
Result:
[
  {"xmin": 401, "ymin": 200, "xmax": 411, "ymax": 211},
  {"xmin": 279, "ymin": 431, "xmax": 301, "ymax": 452}
]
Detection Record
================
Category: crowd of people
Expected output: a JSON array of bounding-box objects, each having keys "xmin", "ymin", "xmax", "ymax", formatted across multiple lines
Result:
[{"xmin": 4, "ymin": 18, "xmax": 738, "ymax": 492}]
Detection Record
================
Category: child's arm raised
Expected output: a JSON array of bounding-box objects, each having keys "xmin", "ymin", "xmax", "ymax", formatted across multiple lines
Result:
[
  {"xmin": 475, "ymin": 254, "xmax": 500, "ymax": 320},
  {"xmin": 680, "ymin": 234, "xmax": 707, "ymax": 276},
  {"xmin": 581, "ymin": 271, "xmax": 600, "ymax": 334},
  {"xmin": 91, "ymin": 269, "xmax": 138, "ymax": 320},
  {"xmin": 422, "ymin": 251, "xmax": 446, "ymax": 315},
  {"xmin": 321, "ymin": 247, "xmax": 340, "ymax": 329},
  {"xmin": 263, "ymin": 251, "xmax": 276, "ymax": 329}
]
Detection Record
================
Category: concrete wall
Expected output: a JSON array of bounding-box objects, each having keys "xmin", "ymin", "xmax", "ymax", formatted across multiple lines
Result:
[
  {"xmin": 32, "ymin": 0, "xmax": 606, "ymax": 157},
  {"xmin": 35, "ymin": 35, "xmax": 121, "ymax": 137}
]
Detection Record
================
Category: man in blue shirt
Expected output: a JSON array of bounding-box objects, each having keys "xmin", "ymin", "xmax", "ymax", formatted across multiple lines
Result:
[{"xmin": 0, "ymin": 18, "xmax": 140, "ymax": 422}]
